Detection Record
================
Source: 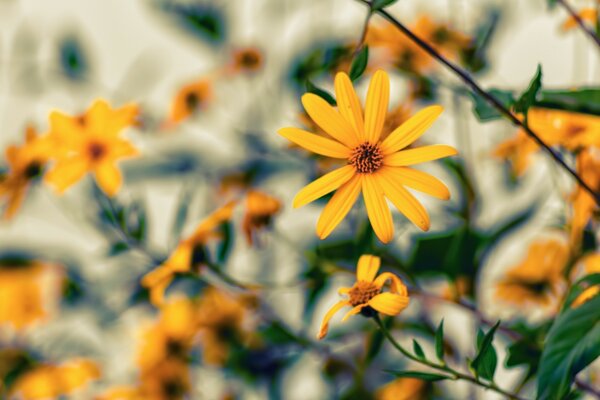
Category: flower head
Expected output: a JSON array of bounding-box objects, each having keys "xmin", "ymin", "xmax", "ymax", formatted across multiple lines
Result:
[
  {"xmin": 229, "ymin": 47, "xmax": 264, "ymax": 74},
  {"xmin": 242, "ymin": 190, "xmax": 282, "ymax": 245},
  {"xmin": 376, "ymin": 377, "xmax": 429, "ymax": 400},
  {"xmin": 279, "ymin": 70, "xmax": 456, "ymax": 243},
  {"xmin": 317, "ymin": 254, "xmax": 409, "ymax": 340},
  {"xmin": 167, "ymin": 78, "xmax": 213, "ymax": 125},
  {"xmin": 44, "ymin": 99, "xmax": 139, "ymax": 196},
  {"xmin": 562, "ymin": 8, "xmax": 598, "ymax": 31}
]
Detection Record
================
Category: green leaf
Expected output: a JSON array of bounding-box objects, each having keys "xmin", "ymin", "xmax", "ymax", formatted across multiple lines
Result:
[
  {"xmin": 435, "ymin": 319, "xmax": 445, "ymax": 361},
  {"xmin": 365, "ymin": 325, "xmax": 386, "ymax": 362},
  {"xmin": 385, "ymin": 370, "xmax": 451, "ymax": 381},
  {"xmin": 108, "ymin": 241, "xmax": 129, "ymax": 256},
  {"xmin": 514, "ymin": 64, "xmax": 543, "ymax": 116},
  {"xmin": 371, "ymin": 0, "xmax": 399, "ymax": 11},
  {"xmin": 538, "ymin": 88, "xmax": 600, "ymax": 116},
  {"xmin": 537, "ymin": 295, "xmax": 600, "ymax": 399},
  {"xmin": 546, "ymin": 0, "xmax": 557, "ymax": 8},
  {"xmin": 412, "ymin": 339, "xmax": 426, "ymax": 360},
  {"xmin": 59, "ymin": 35, "xmax": 88, "ymax": 81},
  {"xmin": 469, "ymin": 88, "xmax": 515, "ymax": 122},
  {"xmin": 561, "ymin": 273, "xmax": 600, "ymax": 310},
  {"xmin": 349, "ymin": 46, "xmax": 369, "ymax": 81},
  {"xmin": 216, "ymin": 221, "xmax": 233, "ymax": 263},
  {"xmin": 306, "ymin": 80, "xmax": 336, "ymax": 105},
  {"xmin": 470, "ymin": 321, "xmax": 500, "ymax": 381}
]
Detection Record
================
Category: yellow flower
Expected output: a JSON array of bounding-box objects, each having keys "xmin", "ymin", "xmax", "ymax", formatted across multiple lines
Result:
[
  {"xmin": 228, "ymin": 47, "xmax": 264, "ymax": 74},
  {"xmin": 167, "ymin": 78, "xmax": 213, "ymax": 126},
  {"xmin": 562, "ymin": 8, "xmax": 598, "ymax": 31},
  {"xmin": 0, "ymin": 261, "xmax": 64, "ymax": 331},
  {"xmin": 495, "ymin": 239, "xmax": 568, "ymax": 308},
  {"xmin": 44, "ymin": 99, "xmax": 139, "ymax": 196},
  {"xmin": 317, "ymin": 254, "xmax": 409, "ymax": 340},
  {"xmin": 138, "ymin": 359, "xmax": 191, "ymax": 400},
  {"xmin": 95, "ymin": 386, "xmax": 145, "ymax": 400},
  {"xmin": 242, "ymin": 190, "xmax": 282, "ymax": 245},
  {"xmin": 376, "ymin": 377, "xmax": 428, "ymax": 400},
  {"xmin": 570, "ymin": 148, "xmax": 600, "ymax": 248},
  {"xmin": 278, "ymin": 70, "xmax": 456, "ymax": 243},
  {"xmin": 10, "ymin": 358, "xmax": 100, "ymax": 400},
  {"xmin": 142, "ymin": 202, "xmax": 236, "ymax": 305},
  {"xmin": 0, "ymin": 126, "xmax": 54, "ymax": 219},
  {"xmin": 570, "ymin": 253, "xmax": 600, "ymax": 308}
]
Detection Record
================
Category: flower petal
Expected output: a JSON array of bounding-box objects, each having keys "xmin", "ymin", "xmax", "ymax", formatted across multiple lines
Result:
[
  {"xmin": 380, "ymin": 105, "xmax": 443, "ymax": 155},
  {"xmin": 341, "ymin": 304, "xmax": 367, "ymax": 322},
  {"xmin": 364, "ymin": 70, "xmax": 390, "ymax": 144},
  {"xmin": 94, "ymin": 162, "xmax": 122, "ymax": 197},
  {"xmin": 316, "ymin": 174, "xmax": 362, "ymax": 239},
  {"xmin": 368, "ymin": 292, "xmax": 410, "ymax": 316},
  {"xmin": 302, "ymin": 93, "xmax": 360, "ymax": 148},
  {"xmin": 335, "ymin": 72, "xmax": 365, "ymax": 141},
  {"xmin": 338, "ymin": 287, "xmax": 351, "ymax": 295},
  {"xmin": 373, "ymin": 272, "xmax": 408, "ymax": 296},
  {"xmin": 44, "ymin": 158, "xmax": 89, "ymax": 194},
  {"xmin": 356, "ymin": 255, "xmax": 381, "ymax": 283},
  {"xmin": 391, "ymin": 167, "xmax": 450, "ymax": 200},
  {"xmin": 317, "ymin": 300, "xmax": 350, "ymax": 340},
  {"xmin": 278, "ymin": 127, "xmax": 351, "ymax": 158},
  {"xmin": 378, "ymin": 168, "xmax": 430, "ymax": 231},
  {"xmin": 384, "ymin": 145, "xmax": 457, "ymax": 166},
  {"xmin": 363, "ymin": 175, "xmax": 394, "ymax": 243},
  {"xmin": 293, "ymin": 165, "xmax": 355, "ymax": 208}
]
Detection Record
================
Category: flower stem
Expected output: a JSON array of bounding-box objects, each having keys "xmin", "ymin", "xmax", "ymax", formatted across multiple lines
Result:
[
  {"xmin": 557, "ymin": 0, "xmax": 600, "ymax": 50},
  {"xmin": 356, "ymin": 0, "xmax": 600, "ymax": 206}
]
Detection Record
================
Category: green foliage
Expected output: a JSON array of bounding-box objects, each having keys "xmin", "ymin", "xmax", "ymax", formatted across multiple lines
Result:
[
  {"xmin": 469, "ymin": 89, "xmax": 515, "ymax": 121},
  {"xmin": 538, "ymin": 88, "xmax": 600, "ymax": 116},
  {"xmin": 108, "ymin": 241, "xmax": 129, "ymax": 256},
  {"xmin": 216, "ymin": 221, "xmax": 234, "ymax": 263},
  {"xmin": 561, "ymin": 273, "xmax": 600, "ymax": 310},
  {"xmin": 461, "ymin": 9, "xmax": 501, "ymax": 73},
  {"xmin": 435, "ymin": 319, "xmax": 445, "ymax": 362},
  {"xmin": 537, "ymin": 295, "xmax": 600, "ymax": 399},
  {"xmin": 385, "ymin": 370, "xmax": 451, "ymax": 381},
  {"xmin": 371, "ymin": 0, "xmax": 399, "ymax": 11},
  {"xmin": 58, "ymin": 35, "xmax": 88, "ymax": 81},
  {"xmin": 349, "ymin": 46, "xmax": 369, "ymax": 81},
  {"xmin": 168, "ymin": 4, "xmax": 226, "ymax": 44},
  {"xmin": 412, "ymin": 339, "xmax": 426, "ymax": 360},
  {"xmin": 471, "ymin": 324, "xmax": 499, "ymax": 381},
  {"xmin": 514, "ymin": 65, "xmax": 543, "ymax": 117},
  {"xmin": 306, "ymin": 80, "xmax": 337, "ymax": 106},
  {"xmin": 289, "ymin": 41, "xmax": 351, "ymax": 90}
]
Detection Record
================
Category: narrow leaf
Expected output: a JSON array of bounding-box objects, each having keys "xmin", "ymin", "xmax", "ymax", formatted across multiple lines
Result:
[
  {"xmin": 514, "ymin": 64, "xmax": 543, "ymax": 115},
  {"xmin": 385, "ymin": 370, "xmax": 451, "ymax": 381},
  {"xmin": 470, "ymin": 321, "xmax": 500, "ymax": 381},
  {"xmin": 349, "ymin": 46, "xmax": 369, "ymax": 81},
  {"xmin": 413, "ymin": 339, "xmax": 426, "ymax": 360},
  {"xmin": 306, "ymin": 80, "xmax": 336, "ymax": 105},
  {"xmin": 371, "ymin": 0, "xmax": 399, "ymax": 11},
  {"xmin": 435, "ymin": 319, "xmax": 445, "ymax": 361}
]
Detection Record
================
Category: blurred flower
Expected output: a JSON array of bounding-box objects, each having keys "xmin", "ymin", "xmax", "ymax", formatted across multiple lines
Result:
[
  {"xmin": 0, "ymin": 126, "xmax": 54, "ymax": 219},
  {"xmin": 279, "ymin": 70, "xmax": 456, "ymax": 242},
  {"xmin": 166, "ymin": 78, "xmax": 213, "ymax": 126},
  {"xmin": 495, "ymin": 238, "xmax": 568, "ymax": 308},
  {"xmin": 228, "ymin": 47, "xmax": 264, "ymax": 74},
  {"xmin": 562, "ymin": 8, "xmax": 598, "ymax": 31},
  {"xmin": 0, "ymin": 260, "xmax": 64, "ymax": 331},
  {"xmin": 44, "ymin": 99, "xmax": 139, "ymax": 196},
  {"xmin": 570, "ymin": 252, "xmax": 600, "ymax": 307},
  {"xmin": 570, "ymin": 148, "xmax": 600, "ymax": 248},
  {"xmin": 138, "ymin": 359, "xmax": 191, "ymax": 400},
  {"xmin": 10, "ymin": 358, "xmax": 100, "ymax": 400},
  {"xmin": 318, "ymin": 254, "xmax": 409, "ymax": 340},
  {"xmin": 142, "ymin": 202, "xmax": 236, "ymax": 305},
  {"xmin": 196, "ymin": 287, "xmax": 256, "ymax": 366},
  {"xmin": 242, "ymin": 190, "xmax": 282, "ymax": 245},
  {"xmin": 95, "ymin": 386, "xmax": 145, "ymax": 400},
  {"xmin": 376, "ymin": 377, "xmax": 428, "ymax": 400}
]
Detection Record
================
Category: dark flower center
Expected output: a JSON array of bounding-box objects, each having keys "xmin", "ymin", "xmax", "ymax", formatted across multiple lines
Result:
[
  {"xmin": 240, "ymin": 52, "xmax": 260, "ymax": 68},
  {"xmin": 185, "ymin": 92, "xmax": 200, "ymax": 112},
  {"xmin": 348, "ymin": 281, "xmax": 380, "ymax": 306},
  {"xmin": 349, "ymin": 143, "xmax": 383, "ymax": 173},
  {"xmin": 24, "ymin": 161, "xmax": 43, "ymax": 179},
  {"xmin": 88, "ymin": 142, "xmax": 106, "ymax": 160}
]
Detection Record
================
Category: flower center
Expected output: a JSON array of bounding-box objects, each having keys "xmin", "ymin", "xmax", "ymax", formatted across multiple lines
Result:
[
  {"xmin": 348, "ymin": 281, "xmax": 380, "ymax": 306},
  {"xmin": 24, "ymin": 161, "xmax": 43, "ymax": 179},
  {"xmin": 349, "ymin": 143, "xmax": 383, "ymax": 174},
  {"xmin": 240, "ymin": 51, "xmax": 260, "ymax": 68},
  {"xmin": 88, "ymin": 142, "xmax": 106, "ymax": 160}
]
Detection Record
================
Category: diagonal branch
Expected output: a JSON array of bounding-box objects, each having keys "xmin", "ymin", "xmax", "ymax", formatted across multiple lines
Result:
[
  {"xmin": 357, "ymin": 0, "xmax": 600, "ymax": 206},
  {"xmin": 557, "ymin": 0, "xmax": 600, "ymax": 50}
]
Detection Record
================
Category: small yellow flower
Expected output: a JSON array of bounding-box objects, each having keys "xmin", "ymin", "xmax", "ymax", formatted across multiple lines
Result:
[
  {"xmin": 142, "ymin": 202, "xmax": 236, "ymax": 305},
  {"xmin": 138, "ymin": 359, "xmax": 191, "ymax": 400},
  {"xmin": 562, "ymin": 8, "xmax": 598, "ymax": 31},
  {"xmin": 0, "ymin": 126, "xmax": 54, "ymax": 219},
  {"xmin": 242, "ymin": 190, "xmax": 282, "ymax": 245},
  {"xmin": 495, "ymin": 239, "xmax": 568, "ymax": 308},
  {"xmin": 376, "ymin": 377, "xmax": 428, "ymax": 400},
  {"xmin": 95, "ymin": 386, "xmax": 145, "ymax": 400},
  {"xmin": 279, "ymin": 70, "xmax": 456, "ymax": 243},
  {"xmin": 229, "ymin": 47, "xmax": 264, "ymax": 74},
  {"xmin": 317, "ymin": 254, "xmax": 409, "ymax": 340},
  {"xmin": 570, "ymin": 148, "xmax": 600, "ymax": 248},
  {"xmin": 167, "ymin": 79, "xmax": 213, "ymax": 126},
  {"xmin": 44, "ymin": 99, "xmax": 139, "ymax": 196}
]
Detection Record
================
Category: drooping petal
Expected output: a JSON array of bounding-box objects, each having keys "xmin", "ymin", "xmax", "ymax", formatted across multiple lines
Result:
[
  {"xmin": 341, "ymin": 304, "xmax": 367, "ymax": 321},
  {"xmin": 316, "ymin": 174, "xmax": 362, "ymax": 239},
  {"xmin": 293, "ymin": 165, "xmax": 355, "ymax": 208},
  {"xmin": 363, "ymin": 175, "xmax": 394, "ymax": 243},
  {"xmin": 302, "ymin": 93, "xmax": 360, "ymax": 148},
  {"xmin": 334, "ymin": 72, "xmax": 365, "ymax": 140},
  {"xmin": 356, "ymin": 254, "xmax": 381, "ymax": 283},
  {"xmin": 44, "ymin": 158, "xmax": 89, "ymax": 194},
  {"xmin": 94, "ymin": 162, "xmax": 122, "ymax": 197},
  {"xmin": 368, "ymin": 292, "xmax": 410, "ymax": 316},
  {"xmin": 373, "ymin": 272, "xmax": 408, "ymax": 296},
  {"xmin": 392, "ymin": 167, "xmax": 450, "ymax": 200},
  {"xmin": 378, "ymin": 169, "xmax": 430, "ymax": 231},
  {"xmin": 383, "ymin": 145, "xmax": 457, "ymax": 166},
  {"xmin": 380, "ymin": 105, "xmax": 443, "ymax": 155},
  {"xmin": 364, "ymin": 70, "xmax": 390, "ymax": 144},
  {"xmin": 278, "ymin": 127, "xmax": 351, "ymax": 158},
  {"xmin": 317, "ymin": 300, "xmax": 350, "ymax": 340}
]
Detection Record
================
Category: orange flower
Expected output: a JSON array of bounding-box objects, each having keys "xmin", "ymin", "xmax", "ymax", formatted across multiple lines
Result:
[
  {"xmin": 570, "ymin": 253, "xmax": 600, "ymax": 307},
  {"xmin": 95, "ymin": 386, "xmax": 145, "ymax": 400},
  {"xmin": 138, "ymin": 359, "xmax": 191, "ymax": 400},
  {"xmin": 229, "ymin": 47, "xmax": 264, "ymax": 74},
  {"xmin": 318, "ymin": 255, "xmax": 409, "ymax": 340},
  {"xmin": 570, "ymin": 148, "xmax": 600, "ymax": 248},
  {"xmin": 44, "ymin": 99, "xmax": 139, "ymax": 196},
  {"xmin": 376, "ymin": 377, "xmax": 428, "ymax": 400},
  {"xmin": 167, "ymin": 79, "xmax": 213, "ymax": 125},
  {"xmin": 562, "ymin": 8, "xmax": 598, "ymax": 31},
  {"xmin": 0, "ymin": 126, "xmax": 54, "ymax": 219},
  {"xmin": 242, "ymin": 190, "xmax": 282, "ymax": 245}
]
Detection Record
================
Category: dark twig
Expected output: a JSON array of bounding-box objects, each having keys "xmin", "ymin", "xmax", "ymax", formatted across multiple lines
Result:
[{"xmin": 557, "ymin": 0, "xmax": 600, "ymax": 50}]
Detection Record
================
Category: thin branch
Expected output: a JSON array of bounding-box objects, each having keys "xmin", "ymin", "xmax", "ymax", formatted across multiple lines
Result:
[
  {"xmin": 357, "ymin": 0, "xmax": 600, "ymax": 206},
  {"xmin": 557, "ymin": 0, "xmax": 600, "ymax": 50}
]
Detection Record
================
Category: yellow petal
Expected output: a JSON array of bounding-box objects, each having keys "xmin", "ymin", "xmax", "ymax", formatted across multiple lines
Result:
[
  {"xmin": 86, "ymin": 100, "xmax": 111, "ymax": 132},
  {"xmin": 110, "ymin": 140, "xmax": 139, "ymax": 159},
  {"xmin": 363, "ymin": 175, "xmax": 394, "ymax": 243},
  {"xmin": 4, "ymin": 186, "xmax": 26, "ymax": 220},
  {"xmin": 49, "ymin": 112, "xmax": 85, "ymax": 145},
  {"xmin": 94, "ymin": 162, "xmax": 122, "ymax": 197},
  {"xmin": 384, "ymin": 145, "xmax": 457, "ymax": 166},
  {"xmin": 44, "ymin": 158, "xmax": 89, "ymax": 194},
  {"xmin": 317, "ymin": 300, "xmax": 349, "ymax": 340},
  {"xmin": 380, "ymin": 105, "xmax": 443, "ymax": 155},
  {"xmin": 356, "ymin": 254, "xmax": 381, "ymax": 283},
  {"xmin": 293, "ymin": 165, "xmax": 355, "ymax": 208},
  {"xmin": 368, "ymin": 292, "xmax": 409, "ymax": 316},
  {"xmin": 334, "ymin": 72, "xmax": 365, "ymax": 141},
  {"xmin": 373, "ymin": 272, "xmax": 408, "ymax": 296},
  {"xmin": 341, "ymin": 304, "xmax": 366, "ymax": 322},
  {"xmin": 392, "ymin": 167, "xmax": 450, "ymax": 200},
  {"xmin": 316, "ymin": 174, "xmax": 362, "ymax": 239},
  {"xmin": 378, "ymin": 168, "xmax": 430, "ymax": 231},
  {"xmin": 301, "ymin": 93, "xmax": 360, "ymax": 148},
  {"xmin": 338, "ymin": 287, "xmax": 351, "ymax": 295},
  {"xmin": 278, "ymin": 127, "xmax": 351, "ymax": 158},
  {"xmin": 364, "ymin": 70, "xmax": 389, "ymax": 144}
]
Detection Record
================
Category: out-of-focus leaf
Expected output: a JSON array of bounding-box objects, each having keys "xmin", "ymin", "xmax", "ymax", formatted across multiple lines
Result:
[
  {"xmin": 536, "ymin": 295, "xmax": 600, "ymax": 400},
  {"xmin": 302, "ymin": 256, "xmax": 331, "ymax": 318},
  {"xmin": 371, "ymin": 0, "xmax": 399, "ymax": 11},
  {"xmin": 435, "ymin": 319, "xmax": 445, "ymax": 362},
  {"xmin": 538, "ymin": 88, "xmax": 600, "ymax": 116},
  {"xmin": 506, "ymin": 337, "xmax": 542, "ymax": 381},
  {"xmin": 514, "ymin": 65, "xmax": 543, "ymax": 116},
  {"xmin": 469, "ymin": 89, "xmax": 515, "ymax": 121},
  {"xmin": 108, "ymin": 241, "xmax": 129, "ymax": 256},
  {"xmin": 216, "ymin": 221, "xmax": 233, "ymax": 263},
  {"xmin": 58, "ymin": 35, "xmax": 88, "ymax": 81},
  {"xmin": 365, "ymin": 328, "xmax": 385, "ymax": 362},
  {"xmin": 461, "ymin": 9, "xmax": 501, "ymax": 73},
  {"xmin": 561, "ymin": 273, "xmax": 600, "ymax": 311},
  {"xmin": 349, "ymin": 46, "xmax": 369, "ymax": 81},
  {"xmin": 546, "ymin": 0, "xmax": 557, "ymax": 8},
  {"xmin": 413, "ymin": 339, "xmax": 426, "ymax": 360},
  {"xmin": 168, "ymin": 4, "xmax": 226, "ymax": 45},
  {"xmin": 385, "ymin": 370, "xmax": 451, "ymax": 381},
  {"xmin": 306, "ymin": 80, "xmax": 337, "ymax": 105},
  {"xmin": 288, "ymin": 41, "xmax": 351, "ymax": 90},
  {"xmin": 261, "ymin": 321, "xmax": 304, "ymax": 345},
  {"xmin": 411, "ymin": 75, "xmax": 438, "ymax": 102},
  {"xmin": 471, "ymin": 325, "xmax": 499, "ymax": 381},
  {"xmin": 171, "ymin": 188, "xmax": 193, "ymax": 241}
]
